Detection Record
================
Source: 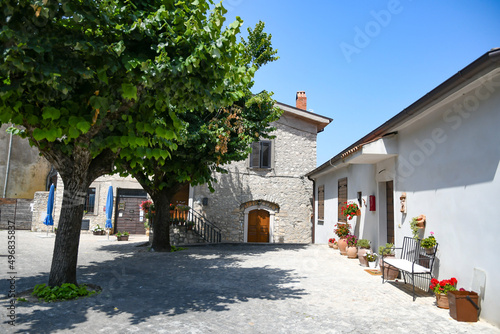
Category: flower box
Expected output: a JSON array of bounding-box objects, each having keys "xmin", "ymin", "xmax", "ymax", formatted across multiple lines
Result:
[{"xmin": 448, "ymin": 290, "xmax": 479, "ymax": 322}]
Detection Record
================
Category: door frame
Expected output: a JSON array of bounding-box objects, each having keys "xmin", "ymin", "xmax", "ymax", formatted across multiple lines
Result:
[{"xmin": 243, "ymin": 204, "xmax": 276, "ymax": 243}]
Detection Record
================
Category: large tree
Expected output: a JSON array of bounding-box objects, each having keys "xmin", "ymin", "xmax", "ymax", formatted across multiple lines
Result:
[
  {"xmin": 0, "ymin": 0, "xmax": 259, "ymax": 285},
  {"xmin": 116, "ymin": 22, "xmax": 280, "ymax": 251}
]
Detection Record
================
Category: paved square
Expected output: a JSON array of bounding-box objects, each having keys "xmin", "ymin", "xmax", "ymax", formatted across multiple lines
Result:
[{"xmin": 1, "ymin": 231, "xmax": 498, "ymax": 333}]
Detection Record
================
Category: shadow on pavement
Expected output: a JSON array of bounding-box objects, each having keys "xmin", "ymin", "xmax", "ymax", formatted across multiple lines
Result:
[{"xmin": 5, "ymin": 243, "xmax": 308, "ymax": 333}]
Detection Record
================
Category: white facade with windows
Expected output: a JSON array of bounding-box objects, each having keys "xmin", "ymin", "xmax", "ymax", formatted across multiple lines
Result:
[{"xmin": 307, "ymin": 49, "xmax": 500, "ymax": 327}]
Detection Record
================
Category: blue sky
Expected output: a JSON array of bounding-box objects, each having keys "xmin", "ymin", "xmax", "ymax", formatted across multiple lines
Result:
[{"xmin": 222, "ymin": 0, "xmax": 500, "ymax": 166}]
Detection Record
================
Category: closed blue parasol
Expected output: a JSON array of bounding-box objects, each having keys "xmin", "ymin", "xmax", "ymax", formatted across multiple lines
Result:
[
  {"xmin": 105, "ymin": 186, "xmax": 113, "ymax": 239},
  {"xmin": 43, "ymin": 184, "xmax": 55, "ymax": 235}
]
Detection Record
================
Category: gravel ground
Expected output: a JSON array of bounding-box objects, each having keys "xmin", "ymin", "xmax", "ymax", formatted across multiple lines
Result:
[{"xmin": 0, "ymin": 230, "xmax": 498, "ymax": 334}]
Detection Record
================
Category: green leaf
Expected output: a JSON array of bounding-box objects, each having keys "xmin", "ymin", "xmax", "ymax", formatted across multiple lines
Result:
[
  {"xmin": 97, "ymin": 69, "xmax": 108, "ymax": 84},
  {"xmin": 33, "ymin": 128, "xmax": 46, "ymax": 141},
  {"xmin": 68, "ymin": 127, "xmax": 80, "ymax": 139},
  {"xmin": 121, "ymin": 83, "xmax": 137, "ymax": 100},
  {"xmin": 76, "ymin": 121, "xmax": 91, "ymax": 133},
  {"xmin": 42, "ymin": 107, "xmax": 61, "ymax": 120}
]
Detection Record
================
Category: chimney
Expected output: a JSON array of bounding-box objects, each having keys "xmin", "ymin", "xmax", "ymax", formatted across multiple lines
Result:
[{"xmin": 296, "ymin": 91, "xmax": 307, "ymax": 110}]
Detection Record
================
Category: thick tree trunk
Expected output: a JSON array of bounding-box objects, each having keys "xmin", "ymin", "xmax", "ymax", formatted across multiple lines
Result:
[
  {"xmin": 150, "ymin": 192, "xmax": 172, "ymax": 252},
  {"xmin": 48, "ymin": 179, "xmax": 90, "ymax": 286}
]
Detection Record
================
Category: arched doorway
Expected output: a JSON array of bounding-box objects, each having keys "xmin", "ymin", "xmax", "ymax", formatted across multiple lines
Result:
[{"xmin": 247, "ymin": 209, "xmax": 270, "ymax": 243}]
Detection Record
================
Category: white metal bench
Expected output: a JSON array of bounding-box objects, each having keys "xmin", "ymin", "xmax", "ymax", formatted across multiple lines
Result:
[{"xmin": 381, "ymin": 236, "xmax": 438, "ymax": 301}]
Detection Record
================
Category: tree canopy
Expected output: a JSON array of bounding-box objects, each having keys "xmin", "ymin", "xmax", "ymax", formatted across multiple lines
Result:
[
  {"xmin": 0, "ymin": 0, "xmax": 269, "ymax": 285},
  {"xmin": 114, "ymin": 21, "xmax": 281, "ymax": 251}
]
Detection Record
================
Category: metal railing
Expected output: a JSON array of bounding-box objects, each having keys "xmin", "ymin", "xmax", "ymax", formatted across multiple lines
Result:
[
  {"xmin": 187, "ymin": 209, "xmax": 222, "ymax": 243},
  {"xmin": 167, "ymin": 208, "xmax": 221, "ymax": 243}
]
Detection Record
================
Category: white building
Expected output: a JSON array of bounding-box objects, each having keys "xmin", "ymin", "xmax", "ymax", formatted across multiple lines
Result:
[{"xmin": 307, "ymin": 48, "xmax": 500, "ymax": 327}]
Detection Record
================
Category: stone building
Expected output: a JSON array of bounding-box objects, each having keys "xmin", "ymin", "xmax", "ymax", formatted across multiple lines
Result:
[{"xmin": 191, "ymin": 92, "xmax": 331, "ymax": 243}]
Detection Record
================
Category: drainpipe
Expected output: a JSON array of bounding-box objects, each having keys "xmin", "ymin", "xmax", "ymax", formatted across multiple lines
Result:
[{"xmin": 3, "ymin": 131, "xmax": 13, "ymax": 198}]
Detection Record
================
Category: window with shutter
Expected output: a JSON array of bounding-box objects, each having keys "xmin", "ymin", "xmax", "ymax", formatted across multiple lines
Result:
[
  {"xmin": 338, "ymin": 178, "xmax": 347, "ymax": 223},
  {"xmin": 318, "ymin": 185, "xmax": 325, "ymax": 221},
  {"xmin": 249, "ymin": 140, "xmax": 272, "ymax": 169}
]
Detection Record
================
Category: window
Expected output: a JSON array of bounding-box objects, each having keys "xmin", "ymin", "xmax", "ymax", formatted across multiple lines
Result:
[
  {"xmin": 338, "ymin": 178, "xmax": 347, "ymax": 223},
  {"xmin": 318, "ymin": 185, "xmax": 325, "ymax": 221},
  {"xmin": 250, "ymin": 140, "xmax": 272, "ymax": 169},
  {"xmin": 84, "ymin": 188, "xmax": 96, "ymax": 214}
]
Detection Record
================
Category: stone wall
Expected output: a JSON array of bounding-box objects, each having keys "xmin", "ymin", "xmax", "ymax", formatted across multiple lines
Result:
[
  {"xmin": 31, "ymin": 191, "xmax": 52, "ymax": 232},
  {"xmin": 0, "ymin": 124, "xmax": 51, "ymax": 199},
  {"xmin": 170, "ymin": 226, "xmax": 206, "ymax": 245},
  {"xmin": 38, "ymin": 173, "xmax": 144, "ymax": 233},
  {"xmin": 192, "ymin": 113, "xmax": 317, "ymax": 243}
]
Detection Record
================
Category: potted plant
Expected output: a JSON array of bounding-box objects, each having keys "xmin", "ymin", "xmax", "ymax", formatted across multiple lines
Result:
[
  {"xmin": 365, "ymin": 250, "xmax": 378, "ymax": 268},
  {"xmin": 378, "ymin": 243, "xmax": 398, "ymax": 280},
  {"xmin": 421, "ymin": 232, "xmax": 437, "ymax": 254},
  {"xmin": 187, "ymin": 221, "xmax": 195, "ymax": 231},
  {"xmin": 341, "ymin": 201, "xmax": 360, "ymax": 220},
  {"xmin": 91, "ymin": 224, "xmax": 105, "ymax": 235},
  {"xmin": 346, "ymin": 234, "xmax": 358, "ymax": 259},
  {"xmin": 140, "ymin": 200, "xmax": 155, "ymax": 219},
  {"xmin": 116, "ymin": 231, "xmax": 130, "ymax": 241},
  {"xmin": 430, "ymin": 277, "xmax": 457, "ymax": 309},
  {"xmin": 334, "ymin": 223, "xmax": 351, "ymax": 255},
  {"xmin": 410, "ymin": 215, "xmax": 426, "ymax": 240},
  {"xmin": 357, "ymin": 239, "xmax": 371, "ymax": 267},
  {"xmin": 328, "ymin": 238, "xmax": 336, "ymax": 248}
]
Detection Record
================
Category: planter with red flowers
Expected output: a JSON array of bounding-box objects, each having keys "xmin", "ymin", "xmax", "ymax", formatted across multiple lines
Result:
[
  {"xmin": 328, "ymin": 238, "xmax": 337, "ymax": 248},
  {"xmin": 430, "ymin": 277, "xmax": 458, "ymax": 309},
  {"xmin": 341, "ymin": 201, "xmax": 360, "ymax": 220},
  {"xmin": 334, "ymin": 223, "xmax": 351, "ymax": 255}
]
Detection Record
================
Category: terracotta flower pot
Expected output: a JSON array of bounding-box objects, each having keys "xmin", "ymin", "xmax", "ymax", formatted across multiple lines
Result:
[
  {"xmin": 332, "ymin": 243, "xmax": 339, "ymax": 249},
  {"xmin": 380, "ymin": 255, "xmax": 398, "ymax": 280},
  {"xmin": 346, "ymin": 246, "xmax": 358, "ymax": 259},
  {"xmin": 358, "ymin": 248, "xmax": 370, "ymax": 267},
  {"xmin": 416, "ymin": 214, "xmax": 426, "ymax": 228},
  {"xmin": 337, "ymin": 237, "xmax": 348, "ymax": 255},
  {"xmin": 436, "ymin": 293, "xmax": 450, "ymax": 309},
  {"xmin": 328, "ymin": 242, "xmax": 334, "ymax": 248},
  {"xmin": 425, "ymin": 247, "xmax": 435, "ymax": 255}
]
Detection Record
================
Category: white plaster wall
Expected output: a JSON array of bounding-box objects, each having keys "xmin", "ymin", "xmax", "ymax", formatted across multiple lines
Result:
[
  {"xmin": 311, "ymin": 70, "xmax": 500, "ymax": 326},
  {"xmin": 313, "ymin": 164, "xmax": 378, "ymax": 246},
  {"xmin": 393, "ymin": 82, "xmax": 500, "ymax": 327}
]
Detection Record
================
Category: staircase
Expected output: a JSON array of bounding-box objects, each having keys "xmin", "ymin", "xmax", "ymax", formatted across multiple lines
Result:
[{"xmin": 186, "ymin": 209, "xmax": 222, "ymax": 243}]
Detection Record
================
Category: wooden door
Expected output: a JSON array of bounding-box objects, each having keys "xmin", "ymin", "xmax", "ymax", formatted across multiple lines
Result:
[
  {"xmin": 115, "ymin": 189, "xmax": 148, "ymax": 234},
  {"xmin": 386, "ymin": 181, "xmax": 394, "ymax": 244},
  {"xmin": 248, "ymin": 209, "xmax": 270, "ymax": 243}
]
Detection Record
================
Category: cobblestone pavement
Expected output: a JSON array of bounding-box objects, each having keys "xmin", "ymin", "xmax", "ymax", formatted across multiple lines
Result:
[{"xmin": 1, "ymin": 231, "xmax": 499, "ymax": 333}]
